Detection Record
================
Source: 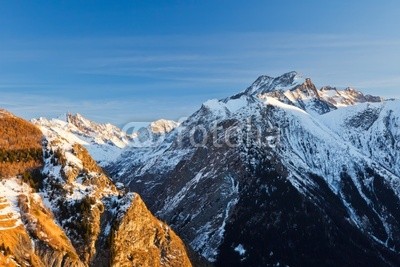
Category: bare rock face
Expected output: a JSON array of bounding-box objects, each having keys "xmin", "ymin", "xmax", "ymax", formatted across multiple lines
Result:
[
  {"xmin": 110, "ymin": 194, "xmax": 192, "ymax": 267},
  {"xmin": 38, "ymin": 134, "xmax": 193, "ymax": 266}
]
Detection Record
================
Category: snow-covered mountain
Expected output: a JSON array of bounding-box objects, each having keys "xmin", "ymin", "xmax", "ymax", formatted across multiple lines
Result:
[
  {"xmin": 4, "ymin": 71, "xmax": 399, "ymax": 266},
  {"xmin": 107, "ymin": 71, "xmax": 400, "ymax": 266},
  {"xmin": 32, "ymin": 113, "xmax": 133, "ymax": 166},
  {"xmin": 32, "ymin": 114, "xmax": 180, "ymax": 167},
  {"xmin": 0, "ymin": 110, "xmax": 193, "ymax": 267},
  {"xmin": 150, "ymin": 119, "xmax": 179, "ymax": 134}
]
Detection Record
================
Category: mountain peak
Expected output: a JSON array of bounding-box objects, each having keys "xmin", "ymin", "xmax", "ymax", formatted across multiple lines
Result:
[
  {"xmin": 150, "ymin": 119, "xmax": 179, "ymax": 134},
  {"xmin": 108, "ymin": 72, "xmax": 400, "ymax": 266},
  {"xmin": 243, "ymin": 71, "xmax": 307, "ymax": 96},
  {"xmin": 291, "ymin": 77, "xmax": 320, "ymax": 97},
  {"xmin": 277, "ymin": 70, "xmax": 303, "ymax": 84},
  {"xmin": 33, "ymin": 112, "xmax": 133, "ymax": 165},
  {"xmin": 66, "ymin": 112, "xmax": 90, "ymax": 125},
  {"xmin": 229, "ymin": 71, "xmax": 383, "ymax": 116}
]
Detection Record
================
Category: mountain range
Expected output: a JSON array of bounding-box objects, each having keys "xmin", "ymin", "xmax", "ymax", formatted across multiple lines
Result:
[{"xmin": 1, "ymin": 71, "xmax": 400, "ymax": 266}]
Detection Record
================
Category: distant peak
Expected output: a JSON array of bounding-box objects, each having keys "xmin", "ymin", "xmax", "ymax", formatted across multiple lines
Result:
[
  {"xmin": 344, "ymin": 87, "xmax": 358, "ymax": 92},
  {"xmin": 304, "ymin": 77, "xmax": 314, "ymax": 86},
  {"xmin": 66, "ymin": 112, "xmax": 91, "ymax": 124},
  {"xmin": 320, "ymin": 86, "xmax": 337, "ymax": 92},
  {"xmin": 277, "ymin": 71, "xmax": 302, "ymax": 83},
  {"xmin": 244, "ymin": 71, "xmax": 306, "ymax": 96},
  {"xmin": 150, "ymin": 119, "xmax": 179, "ymax": 134},
  {"xmin": 67, "ymin": 112, "xmax": 81, "ymax": 119},
  {"xmin": 252, "ymin": 71, "xmax": 301, "ymax": 87},
  {"xmin": 292, "ymin": 77, "xmax": 319, "ymax": 96}
]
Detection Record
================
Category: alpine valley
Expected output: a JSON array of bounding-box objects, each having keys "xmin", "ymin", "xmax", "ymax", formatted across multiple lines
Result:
[{"xmin": 1, "ymin": 71, "xmax": 400, "ymax": 267}]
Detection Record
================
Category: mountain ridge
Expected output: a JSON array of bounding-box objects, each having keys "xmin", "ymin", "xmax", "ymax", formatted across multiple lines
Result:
[
  {"xmin": 105, "ymin": 72, "xmax": 400, "ymax": 266},
  {"xmin": 0, "ymin": 110, "xmax": 193, "ymax": 267},
  {"xmin": 3, "ymin": 71, "xmax": 400, "ymax": 266}
]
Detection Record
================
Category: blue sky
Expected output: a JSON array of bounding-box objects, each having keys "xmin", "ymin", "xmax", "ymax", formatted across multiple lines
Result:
[{"xmin": 1, "ymin": 0, "xmax": 400, "ymax": 125}]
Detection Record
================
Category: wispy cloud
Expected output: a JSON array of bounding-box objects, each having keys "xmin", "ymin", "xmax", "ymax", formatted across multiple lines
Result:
[
  {"xmin": 66, "ymin": 33, "xmax": 400, "ymax": 87},
  {"xmin": 0, "ymin": 32, "xmax": 399, "ymax": 123}
]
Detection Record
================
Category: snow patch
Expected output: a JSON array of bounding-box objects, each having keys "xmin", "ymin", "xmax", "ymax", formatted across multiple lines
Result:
[
  {"xmin": 0, "ymin": 178, "xmax": 30, "ymax": 230},
  {"xmin": 234, "ymin": 244, "xmax": 246, "ymax": 256}
]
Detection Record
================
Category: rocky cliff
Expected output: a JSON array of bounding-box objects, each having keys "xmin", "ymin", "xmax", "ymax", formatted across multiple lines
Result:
[{"xmin": 0, "ymin": 110, "xmax": 192, "ymax": 267}]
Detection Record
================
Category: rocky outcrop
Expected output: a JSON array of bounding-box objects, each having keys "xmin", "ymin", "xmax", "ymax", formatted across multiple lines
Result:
[
  {"xmin": 0, "ymin": 110, "xmax": 193, "ymax": 267},
  {"xmin": 38, "ymin": 128, "xmax": 193, "ymax": 266},
  {"xmin": 109, "ymin": 194, "xmax": 192, "ymax": 267}
]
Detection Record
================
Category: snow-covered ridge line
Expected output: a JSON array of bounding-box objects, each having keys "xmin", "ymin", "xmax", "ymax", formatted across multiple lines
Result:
[
  {"xmin": 106, "ymin": 71, "xmax": 400, "ymax": 265},
  {"xmin": 33, "ymin": 113, "xmax": 180, "ymax": 166},
  {"xmin": 32, "ymin": 117, "xmax": 125, "ymax": 165}
]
